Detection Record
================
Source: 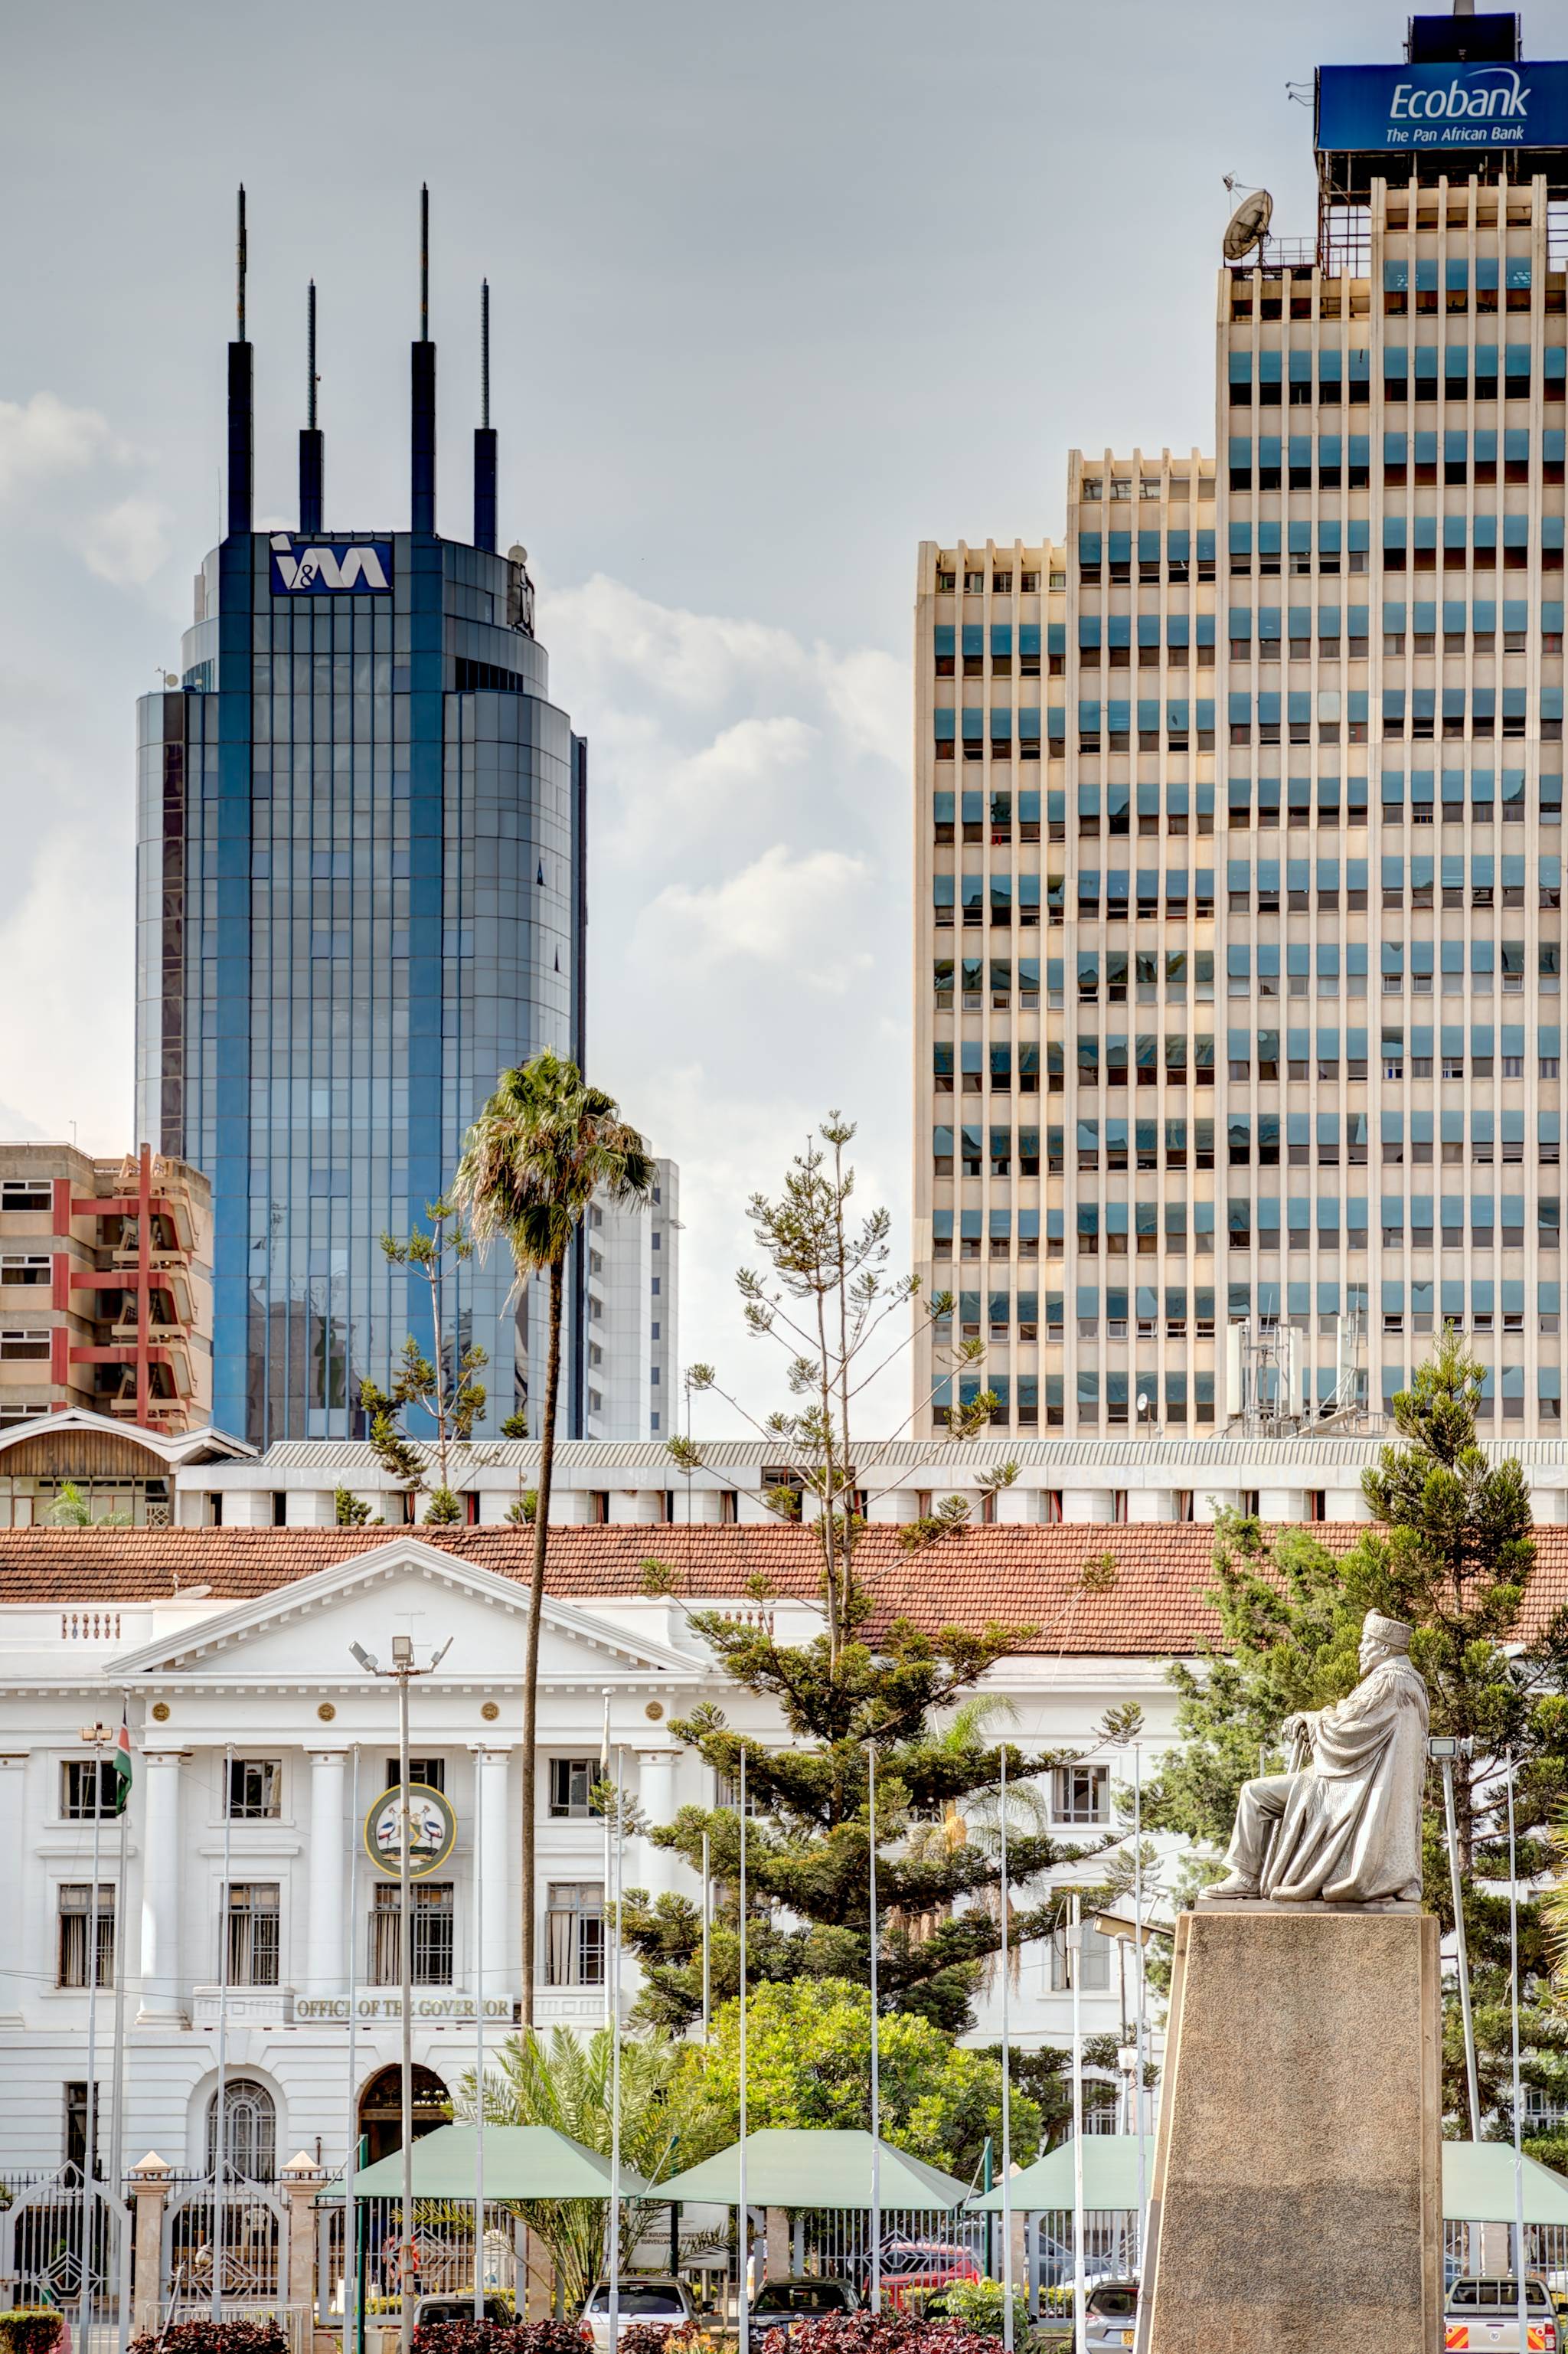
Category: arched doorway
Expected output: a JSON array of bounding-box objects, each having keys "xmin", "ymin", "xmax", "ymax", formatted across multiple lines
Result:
[{"xmin": 358, "ymin": 2065, "xmax": 449, "ymax": 2163}]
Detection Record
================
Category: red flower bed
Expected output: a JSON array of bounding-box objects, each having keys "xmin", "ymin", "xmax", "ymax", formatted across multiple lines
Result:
[
  {"xmin": 413, "ymin": 2325, "xmax": 583, "ymax": 2354},
  {"xmin": 128, "ymin": 2323, "xmax": 289, "ymax": 2354},
  {"xmin": 777, "ymin": 2319, "xmax": 1000, "ymax": 2354}
]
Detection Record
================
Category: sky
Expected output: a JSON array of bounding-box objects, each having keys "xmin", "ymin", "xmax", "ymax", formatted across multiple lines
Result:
[{"xmin": 5, "ymin": 0, "xmax": 1561, "ymax": 1432}]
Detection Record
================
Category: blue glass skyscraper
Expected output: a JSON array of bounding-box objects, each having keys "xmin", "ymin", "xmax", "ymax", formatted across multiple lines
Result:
[{"xmin": 136, "ymin": 195, "xmax": 586, "ymax": 1445}]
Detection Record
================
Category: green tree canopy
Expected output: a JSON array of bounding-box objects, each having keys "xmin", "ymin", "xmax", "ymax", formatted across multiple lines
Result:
[{"xmin": 682, "ymin": 1979, "xmax": 1039, "ymax": 2182}]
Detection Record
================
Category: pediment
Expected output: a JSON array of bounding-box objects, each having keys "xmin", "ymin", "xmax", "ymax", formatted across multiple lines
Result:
[{"xmin": 106, "ymin": 1538, "xmax": 700, "ymax": 1685}]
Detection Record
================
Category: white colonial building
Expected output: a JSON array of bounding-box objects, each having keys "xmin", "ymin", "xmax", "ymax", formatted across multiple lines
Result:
[{"xmin": 0, "ymin": 1522, "xmax": 1187, "ymax": 2180}]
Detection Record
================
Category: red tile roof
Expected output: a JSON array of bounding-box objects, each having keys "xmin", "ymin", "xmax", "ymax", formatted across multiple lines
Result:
[{"xmin": 4, "ymin": 1521, "xmax": 1566, "ymax": 1655}]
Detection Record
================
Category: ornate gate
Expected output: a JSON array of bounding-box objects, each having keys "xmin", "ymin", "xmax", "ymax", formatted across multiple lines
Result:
[
  {"xmin": 160, "ymin": 2167, "xmax": 288, "ymax": 2310},
  {"xmin": 0, "ymin": 2164, "xmax": 130, "ymax": 2337}
]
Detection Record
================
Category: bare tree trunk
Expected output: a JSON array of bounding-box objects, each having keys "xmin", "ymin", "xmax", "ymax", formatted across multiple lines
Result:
[{"xmin": 521, "ymin": 1254, "xmax": 565, "ymax": 2025}]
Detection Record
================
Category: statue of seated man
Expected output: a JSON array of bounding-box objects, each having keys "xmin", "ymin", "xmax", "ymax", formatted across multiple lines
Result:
[{"xmin": 1202, "ymin": 1608, "xmax": 1429, "ymax": 1908}]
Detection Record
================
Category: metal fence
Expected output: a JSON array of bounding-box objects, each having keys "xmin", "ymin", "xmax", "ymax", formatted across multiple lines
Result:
[
  {"xmin": 1029, "ymin": 2210, "xmax": 1142, "ymax": 2316},
  {"xmin": 1446, "ymin": 2220, "xmax": 1568, "ymax": 2283},
  {"xmin": 795, "ymin": 2207, "xmax": 988, "ymax": 2298},
  {"xmin": 0, "ymin": 2164, "xmax": 130, "ymax": 2333},
  {"xmin": 317, "ymin": 2194, "xmax": 520, "ymax": 2320},
  {"xmin": 161, "ymin": 2168, "xmax": 287, "ymax": 2307}
]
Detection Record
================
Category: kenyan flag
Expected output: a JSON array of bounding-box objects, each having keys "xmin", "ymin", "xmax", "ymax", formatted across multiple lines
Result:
[{"xmin": 112, "ymin": 1712, "xmax": 132, "ymax": 1817}]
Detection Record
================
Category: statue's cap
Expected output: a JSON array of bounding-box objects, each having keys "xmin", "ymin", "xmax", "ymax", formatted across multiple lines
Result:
[{"xmin": 1363, "ymin": 1608, "xmax": 1413, "ymax": 1652}]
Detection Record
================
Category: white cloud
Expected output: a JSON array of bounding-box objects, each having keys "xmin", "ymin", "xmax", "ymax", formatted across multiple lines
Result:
[
  {"xmin": 555, "ymin": 575, "xmax": 914, "ymax": 1430},
  {"xmin": 639, "ymin": 842, "xmax": 872, "ymax": 986},
  {"xmin": 0, "ymin": 825, "xmax": 132, "ymax": 1152},
  {"xmin": 85, "ymin": 494, "xmax": 172, "ymax": 586},
  {"xmin": 0, "ymin": 392, "xmax": 121, "ymax": 502}
]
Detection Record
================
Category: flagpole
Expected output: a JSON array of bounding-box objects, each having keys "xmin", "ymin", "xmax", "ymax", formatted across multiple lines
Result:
[
  {"xmin": 345, "ymin": 1746, "xmax": 361, "ymax": 2354},
  {"xmin": 1070, "ymin": 1890, "xmax": 1086, "ymax": 2354},
  {"xmin": 701, "ymin": 1830, "xmax": 710, "ymax": 2042},
  {"xmin": 109, "ymin": 1702, "xmax": 132, "ymax": 2354},
  {"xmin": 1508, "ymin": 1757, "xmax": 1527, "ymax": 2354},
  {"xmin": 1132, "ymin": 1743, "xmax": 1148, "ymax": 2272},
  {"xmin": 602, "ymin": 1692, "xmax": 612, "ymax": 2033},
  {"xmin": 80, "ymin": 1724, "xmax": 107, "ymax": 2353},
  {"xmin": 868, "ymin": 1743, "xmax": 881, "ymax": 2316},
  {"xmin": 737, "ymin": 1748, "xmax": 749, "ymax": 2354},
  {"xmin": 214, "ymin": 1740, "xmax": 234, "ymax": 2325},
  {"xmin": 473, "ymin": 1745, "xmax": 485, "ymax": 2321},
  {"xmin": 609, "ymin": 1744, "xmax": 624, "ymax": 2354},
  {"xmin": 998, "ymin": 1743, "xmax": 1013, "ymax": 2354}
]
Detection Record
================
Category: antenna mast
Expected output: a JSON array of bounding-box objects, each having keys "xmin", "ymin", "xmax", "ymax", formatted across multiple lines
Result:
[
  {"xmin": 411, "ymin": 185, "xmax": 437, "ymax": 533},
  {"xmin": 227, "ymin": 185, "xmax": 253, "ymax": 538},
  {"xmin": 299, "ymin": 277, "xmax": 324, "ymax": 535},
  {"xmin": 473, "ymin": 276, "xmax": 497, "ymax": 552}
]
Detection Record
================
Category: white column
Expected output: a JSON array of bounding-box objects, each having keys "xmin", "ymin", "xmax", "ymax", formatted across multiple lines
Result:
[
  {"xmin": 0, "ymin": 1757, "xmax": 27, "ymax": 2024},
  {"xmin": 138, "ymin": 1751, "xmax": 185, "ymax": 2024},
  {"xmin": 635, "ymin": 1749, "xmax": 680, "ymax": 1901},
  {"xmin": 1061, "ymin": 1488, "xmax": 1116, "ymax": 1522},
  {"xmin": 477, "ymin": 1748, "xmax": 512, "ymax": 1989},
  {"xmin": 307, "ymin": 1751, "xmax": 348, "ymax": 2001}
]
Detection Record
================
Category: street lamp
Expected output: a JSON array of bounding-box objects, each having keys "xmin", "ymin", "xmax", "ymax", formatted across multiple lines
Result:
[{"xmin": 353, "ymin": 1633, "xmax": 451, "ymax": 2354}]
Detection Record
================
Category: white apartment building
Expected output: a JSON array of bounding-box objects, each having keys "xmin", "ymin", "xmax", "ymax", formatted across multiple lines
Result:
[
  {"xmin": 915, "ymin": 11, "xmax": 1567, "ymax": 1443},
  {"xmin": 584, "ymin": 1158, "xmax": 679, "ymax": 1440}
]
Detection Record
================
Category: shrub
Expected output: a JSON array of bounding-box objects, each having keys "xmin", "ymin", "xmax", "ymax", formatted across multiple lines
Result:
[
  {"xmin": 617, "ymin": 2328, "xmax": 700, "ymax": 2354},
  {"xmin": 922, "ymin": 2283, "xmax": 1030, "ymax": 2344},
  {"xmin": 128, "ymin": 2323, "xmax": 287, "ymax": 2354},
  {"xmin": 782, "ymin": 2317, "xmax": 1004, "ymax": 2354},
  {"xmin": 0, "ymin": 2311, "xmax": 68, "ymax": 2354},
  {"xmin": 412, "ymin": 2324, "xmax": 581, "ymax": 2354}
]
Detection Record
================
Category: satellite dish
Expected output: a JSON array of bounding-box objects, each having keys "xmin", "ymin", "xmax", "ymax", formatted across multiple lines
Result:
[
  {"xmin": 1223, "ymin": 186, "xmax": 1273, "ymax": 263},
  {"xmin": 1136, "ymin": 1391, "xmax": 1149, "ymax": 1414}
]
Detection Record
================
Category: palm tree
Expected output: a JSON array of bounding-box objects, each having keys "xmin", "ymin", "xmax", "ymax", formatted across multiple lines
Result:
[
  {"xmin": 455, "ymin": 1051, "xmax": 655, "ymax": 2022},
  {"xmin": 450, "ymin": 2025, "xmax": 722, "ymax": 2306}
]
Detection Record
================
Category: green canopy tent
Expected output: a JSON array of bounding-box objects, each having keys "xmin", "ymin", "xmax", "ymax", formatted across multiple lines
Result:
[
  {"xmin": 322, "ymin": 2123, "xmax": 653, "ymax": 2200},
  {"xmin": 654, "ymin": 2128, "xmax": 970, "ymax": 2211},
  {"xmin": 968, "ymin": 2136, "xmax": 1568, "ymax": 2226},
  {"xmin": 969, "ymin": 2139, "xmax": 1152, "ymax": 2215}
]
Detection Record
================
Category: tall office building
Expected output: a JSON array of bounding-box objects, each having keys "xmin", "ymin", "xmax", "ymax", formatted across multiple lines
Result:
[
  {"xmin": 584, "ymin": 1156, "xmax": 680, "ymax": 1438},
  {"xmin": 136, "ymin": 202, "xmax": 587, "ymax": 1444},
  {"xmin": 916, "ymin": 11, "xmax": 1567, "ymax": 1442}
]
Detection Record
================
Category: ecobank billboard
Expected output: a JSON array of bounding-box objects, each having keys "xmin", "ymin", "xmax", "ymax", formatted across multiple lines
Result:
[{"xmin": 1317, "ymin": 60, "xmax": 1568, "ymax": 153}]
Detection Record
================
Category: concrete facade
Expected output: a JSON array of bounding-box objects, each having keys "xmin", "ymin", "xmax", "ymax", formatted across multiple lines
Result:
[
  {"xmin": 0, "ymin": 1146, "xmax": 211, "ymax": 1432},
  {"xmin": 915, "ymin": 143, "xmax": 1567, "ymax": 1443},
  {"xmin": 585, "ymin": 1157, "xmax": 679, "ymax": 1441}
]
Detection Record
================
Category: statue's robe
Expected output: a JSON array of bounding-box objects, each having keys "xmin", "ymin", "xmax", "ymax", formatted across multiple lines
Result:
[{"xmin": 1263, "ymin": 1656, "xmax": 1430, "ymax": 1904}]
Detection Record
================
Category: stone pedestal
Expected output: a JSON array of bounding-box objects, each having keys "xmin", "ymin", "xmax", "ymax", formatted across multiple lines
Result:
[{"xmin": 1138, "ymin": 1906, "xmax": 1441, "ymax": 2354}]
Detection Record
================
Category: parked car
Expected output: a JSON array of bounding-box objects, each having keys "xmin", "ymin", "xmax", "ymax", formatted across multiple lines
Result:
[
  {"xmin": 874, "ymin": 2241, "xmax": 982, "ymax": 2311},
  {"xmin": 751, "ymin": 2279, "xmax": 862, "ymax": 2337},
  {"xmin": 1082, "ymin": 2280, "xmax": 1138, "ymax": 2352},
  {"xmin": 1445, "ymin": 2274, "xmax": 1558, "ymax": 2350},
  {"xmin": 579, "ymin": 2278, "xmax": 697, "ymax": 2351},
  {"xmin": 413, "ymin": 2297, "xmax": 513, "ymax": 2331},
  {"xmin": 1034, "ymin": 2235, "xmax": 1128, "ymax": 2298}
]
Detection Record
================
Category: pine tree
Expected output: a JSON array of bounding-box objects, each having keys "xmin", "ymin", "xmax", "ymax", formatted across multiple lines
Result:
[
  {"xmin": 1145, "ymin": 1330, "xmax": 1568, "ymax": 2145},
  {"xmin": 619, "ymin": 1581, "xmax": 1119, "ymax": 2035},
  {"xmin": 667, "ymin": 1115, "xmax": 1008, "ymax": 1667}
]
